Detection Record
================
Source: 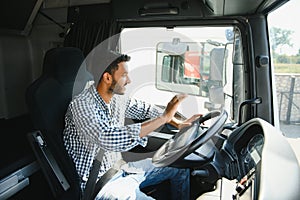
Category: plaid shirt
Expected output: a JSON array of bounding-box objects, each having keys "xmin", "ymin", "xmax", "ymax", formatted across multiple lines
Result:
[{"xmin": 63, "ymin": 85, "xmax": 160, "ymax": 190}]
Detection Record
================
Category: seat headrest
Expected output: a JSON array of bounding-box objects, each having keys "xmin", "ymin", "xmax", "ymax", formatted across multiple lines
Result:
[{"xmin": 43, "ymin": 47, "xmax": 85, "ymax": 83}]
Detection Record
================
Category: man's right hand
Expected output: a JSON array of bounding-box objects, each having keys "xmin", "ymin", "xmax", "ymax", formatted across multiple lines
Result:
[
  {"xmin": 140, "ymin": 93, "xmax": 187, "ymax": 138},
  {"xmin": 162, "ymin": 94, "xmax": 187, "ymax": 123}
]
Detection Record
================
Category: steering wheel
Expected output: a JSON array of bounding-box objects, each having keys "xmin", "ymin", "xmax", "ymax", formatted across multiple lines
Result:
[{"xmin": 152, "ymin": 109, "xmax": 228, "ymax": 167}]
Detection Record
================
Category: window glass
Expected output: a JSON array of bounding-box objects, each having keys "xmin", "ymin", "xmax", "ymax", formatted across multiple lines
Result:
[
  {"xmin": 268, "ymin": 0, "xmax": 300, "ymax": 137},
  {"xmin": 120, "ymin": 26, "xmax": 239, "ymax": 122}
]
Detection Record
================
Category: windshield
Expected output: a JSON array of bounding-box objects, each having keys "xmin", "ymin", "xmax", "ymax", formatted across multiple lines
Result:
[{"xmin": 120, "ymin": 26, "xmax": 242, "ymax": 123}]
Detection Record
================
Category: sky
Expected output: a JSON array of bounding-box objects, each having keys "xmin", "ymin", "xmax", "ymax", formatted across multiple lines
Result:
[{"xmin": 268, "ymin": 0, "xmax": 300, "ymax": 55}]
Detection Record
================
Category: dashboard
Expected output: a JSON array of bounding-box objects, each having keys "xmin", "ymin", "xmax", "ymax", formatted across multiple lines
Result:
[
  {"xmin": 221, "ymin": 118, "xmax": 300, "ymax": 200},
  {"xmin": 129, "ymin": 114, "xmax": 299, "ymax": 200},
  {"xmin": 133, "ymin": 115, "xmax": 300, "ymax": 200},
  {"xmin": 222, "ymin": 124, "xmax": 264, "ymax": 180},
  {"xmin": 220, "ymin": 123, "xmax": 265, "ymax": 200},
  {"xmin": 239, "ymin": 133, "xmax": 264, "ymax": 176}
]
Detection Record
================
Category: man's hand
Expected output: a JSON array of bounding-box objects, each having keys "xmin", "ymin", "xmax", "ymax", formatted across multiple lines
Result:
[
  {"xmin": 168, "ymin": 114, "xmax": 202, "ymax": 130},
  {"xmin": 177, "ymin": 114, "xmax": 203, "ymax": 129},
  {"xmin": 140, "ymin": 94, "xmax": 187, "ymax": 138},
  {"xmin": 162, "ymin": 94, "xmax": 188, "ymax": 123}
]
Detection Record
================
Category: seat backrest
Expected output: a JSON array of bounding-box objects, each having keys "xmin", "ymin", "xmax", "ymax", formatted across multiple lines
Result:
[{"xmin": 26, "ymin": 47, "xmax": 92, "ymax": 199}]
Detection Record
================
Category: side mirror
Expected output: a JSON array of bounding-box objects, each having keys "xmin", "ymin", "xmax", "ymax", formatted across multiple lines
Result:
[
  {"xmin": 156, "ymin": 40, "xmax": 204, "ymax": 96},
  {"xmin": 156, "ymin": 39, "xmax": 228, "ymax": 100}
]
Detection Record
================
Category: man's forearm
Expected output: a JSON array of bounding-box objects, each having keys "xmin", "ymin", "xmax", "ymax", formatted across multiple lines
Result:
[{"xmin": 140, "ymin": 116, "xmax": 167, "ymax": 138}]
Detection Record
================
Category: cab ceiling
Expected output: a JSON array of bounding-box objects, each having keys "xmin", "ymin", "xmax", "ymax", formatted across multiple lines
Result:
[
  {"xmin": 0, "ymin": 0, "xmax": 289, "ymax": 34},
  {"xmin": 42, "ymin": 0, "xmax": 288, "ymax": 16}
]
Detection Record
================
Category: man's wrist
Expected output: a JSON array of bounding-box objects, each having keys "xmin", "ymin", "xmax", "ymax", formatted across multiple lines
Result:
[
  {"xmin": 168, "ymin": 118, "xmax": 180, "ymax": 129},
  {"xmin": 159, "ymin": 114, "xmax": 169, "ymax": 124}
]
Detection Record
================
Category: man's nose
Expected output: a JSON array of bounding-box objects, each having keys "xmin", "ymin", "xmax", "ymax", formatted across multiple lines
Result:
[{"xmin": 127, "ymin": 76, "xmax": 131, "ymax": 84}]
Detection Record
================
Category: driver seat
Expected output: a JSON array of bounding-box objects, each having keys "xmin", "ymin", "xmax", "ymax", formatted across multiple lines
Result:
[
  {"xmin": 26, "ymin": 47, "xmax": 169, "ymax": 200},
  {"xmin": 26, "ymin": 47, "xmax": 93, "ymax": 199}
]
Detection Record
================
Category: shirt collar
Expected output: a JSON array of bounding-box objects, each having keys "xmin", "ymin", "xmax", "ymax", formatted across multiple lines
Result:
[{"xmin": 89, "ymin": 85, "xmax": 109, "ymax": 111}]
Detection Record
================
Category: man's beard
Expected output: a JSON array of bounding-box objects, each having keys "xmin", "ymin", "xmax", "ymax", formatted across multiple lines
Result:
[{"xmin": 109, "ymin": 79, "xmax": 125, "ymax": 95}]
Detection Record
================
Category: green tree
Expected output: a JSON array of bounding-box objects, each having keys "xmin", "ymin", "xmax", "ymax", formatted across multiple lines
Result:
[
  {"xmin": 270, "ymin": 27, "xmax": 293, "ymax": 54},
  {"xmin": 277, "ymin": 55, "xmax": 289, "ymax": 63}
]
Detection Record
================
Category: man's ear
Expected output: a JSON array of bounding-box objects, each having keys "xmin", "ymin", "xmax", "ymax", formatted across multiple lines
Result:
[{"xmin": 103, "ymin": 72, "xmax": 112, "ymax": 83}]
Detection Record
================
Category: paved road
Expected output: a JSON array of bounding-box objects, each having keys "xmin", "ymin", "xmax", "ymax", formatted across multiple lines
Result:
[
  {"xmin": 280, "ymin": 122, "xmax": 300, "ymax": 138},
  {"xmin": 280, "ymin": 122, "xmax": 300, "ymax": 165}
]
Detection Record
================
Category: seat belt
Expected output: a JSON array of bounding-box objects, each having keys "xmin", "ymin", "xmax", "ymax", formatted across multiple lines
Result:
[
  {"xmin": 91, "ymin": 167, "xmax": 119, "ymax": 199},
  {"xmin": 82, "ymin": 149, "xmax": 104, "ymax": 200},
  {"xmin": 82, "ymin": 149, "xmax": 119, "ymax": 200}
]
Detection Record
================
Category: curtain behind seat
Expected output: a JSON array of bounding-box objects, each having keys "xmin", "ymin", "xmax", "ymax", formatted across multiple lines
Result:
[{"xmin": 64, "ymin": 17, "xmax": 121, "ymax": 56}]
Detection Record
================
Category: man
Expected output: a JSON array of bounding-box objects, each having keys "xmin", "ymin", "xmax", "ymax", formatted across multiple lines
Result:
[{"xmin": 63, "ymin": 51, "xmax": 199, "ymax": 199}]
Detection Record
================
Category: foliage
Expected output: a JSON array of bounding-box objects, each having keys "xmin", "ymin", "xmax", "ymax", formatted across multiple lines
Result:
[
  {"xmin": 270, "ymin": 33, "xmax": 300, "ymax": 65},
  {"xmin": 270, "ymin": 27, "xmax": 293, "ymax": 54},
  {"xmin": 277, "ymin": 55, "xmax": 289, "ymax": 63}
]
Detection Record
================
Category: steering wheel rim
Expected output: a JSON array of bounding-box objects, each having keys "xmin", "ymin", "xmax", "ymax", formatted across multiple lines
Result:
[{"xmin": 152, "ymin": 109, "xmax": 228, "ymax": 167}]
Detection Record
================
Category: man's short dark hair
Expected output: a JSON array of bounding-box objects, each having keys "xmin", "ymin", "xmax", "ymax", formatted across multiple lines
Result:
[
  {"xmin": 86, "ymin": 48, "xmax": 131, "ymax": 83},
  {"xmin": 104, "ymin": 54, "xmax": 130, "ymax": 75},
  {"xmin": 100, "ymin": 52, "xmax": 131, "ymax": 81}
]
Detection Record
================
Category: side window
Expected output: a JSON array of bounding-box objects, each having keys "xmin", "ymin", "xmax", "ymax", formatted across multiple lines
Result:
[{"xmin": 268, "ymin": 0, "xmax": 300, "ymax": 137}]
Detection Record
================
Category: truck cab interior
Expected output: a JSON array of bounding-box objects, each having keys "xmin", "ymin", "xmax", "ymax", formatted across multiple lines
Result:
[{"xmin": 0, "ymin": 0, "xmax": 299, "ymax": 199}]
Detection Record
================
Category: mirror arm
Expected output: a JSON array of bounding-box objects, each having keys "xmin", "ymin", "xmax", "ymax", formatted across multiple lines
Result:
[{"xmin": 238, "ymin": 97, "xmax": 262, "ymax": 126}]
